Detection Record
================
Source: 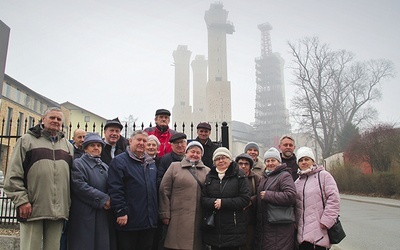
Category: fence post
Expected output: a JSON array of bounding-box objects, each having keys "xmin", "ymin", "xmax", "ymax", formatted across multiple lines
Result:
[{"xmin": 221, "ymin": 122, "xmax": 229, "ymax": 149}]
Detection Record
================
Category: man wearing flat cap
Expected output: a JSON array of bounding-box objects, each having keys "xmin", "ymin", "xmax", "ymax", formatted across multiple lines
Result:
[
  {"xmin": 101, "ymin": 117, "xmax": 128, "ymax": 165},
  {"xmin": 195, "ymin": 122, "xmax": 219, "ymax": 168},
  {"xmin": 157, "ymin": 132, "xmax": 187, "ymax": 186},
  {"xmin": 144, "ymin": 109, "xmax": 176, "ymax": 158}
]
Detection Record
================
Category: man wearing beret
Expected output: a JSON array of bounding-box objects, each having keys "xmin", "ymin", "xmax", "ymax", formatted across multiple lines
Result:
[
  {"xmin": 144, "ymin": 109, "xmax": 177, "ymax": 158},
  {"xmin": 101, "ymin": 117, "xmax": 128, "ymax": 165},
  {"xmin": 195, "ymin": 122, "xmax": 219, "ymax": 168}
]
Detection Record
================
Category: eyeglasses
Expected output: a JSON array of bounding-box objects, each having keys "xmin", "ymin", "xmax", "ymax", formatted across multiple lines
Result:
[
  {"xmin": 238, "ymin": 162, "xmax": 250, "ymax": 166},
  {"xmin": 214, "ymin": 155, "xmax": 228, "ymax": 161}
]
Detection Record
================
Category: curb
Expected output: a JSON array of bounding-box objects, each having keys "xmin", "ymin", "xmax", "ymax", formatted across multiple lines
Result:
[{"xmin": 0, "ymin": 235, "xmax": 19, "ymax": 250}]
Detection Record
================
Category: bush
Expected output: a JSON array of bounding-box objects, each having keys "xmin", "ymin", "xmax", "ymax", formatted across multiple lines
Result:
[{"xmin": 329, "ymin": 163, "xmax": 400, "ymax": 197}]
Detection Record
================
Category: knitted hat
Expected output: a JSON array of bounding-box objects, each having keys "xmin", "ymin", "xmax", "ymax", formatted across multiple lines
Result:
[
  {"xmin": 148, "ymin": 135, "xmax": 160, "ymax": 147},
  {"xmin": 155, "ymin": 109, "xmax": 171, "ymax": 116},
  {"xmin": 296, "ymin": 147, "xmax": 315, "ymax": 164},
  {"xmin": 244, "ymin": 142, "xmax": 259, "ymax": 153},
  {"xmin": 197, "ymin": 122, "xmax": 212, "ymax": 130},
  {"xmin": 235, "ymin": 153, "xmax": 254, "ymax": 168},
  {"xmin": 104, "ymin": 117, "xmax": 123, "ymax": 130},
  {"xmin": 263, "ymin": 147, "xmax": 282, "ymax": 163},
  {"xmin": 82, "ymin": 132, "xmax": 105, "ymax": 149},
  {"xmin": 169, "ymin": 132, "xmax": 187, "ymax": 143},
  {"xmin": 185, "ymin": 141, "xmax": 204, "ymax": 156},
  {"xmin": 213, "ymin": 147, "xmax": 232, "ymax": 161}
]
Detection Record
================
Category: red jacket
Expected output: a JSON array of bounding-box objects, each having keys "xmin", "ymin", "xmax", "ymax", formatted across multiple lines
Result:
[{"xmin": 144, "ymin": 126, "xmax": 176, "ymax": 158}]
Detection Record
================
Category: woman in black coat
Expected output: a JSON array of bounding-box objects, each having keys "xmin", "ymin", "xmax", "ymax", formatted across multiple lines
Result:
[{"xmin": 201, "ymin": 147, "xmax": 250, "ymax": 250}]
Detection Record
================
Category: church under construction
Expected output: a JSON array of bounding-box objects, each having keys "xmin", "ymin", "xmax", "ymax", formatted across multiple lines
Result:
[{"xmin": 254, "ymin": 23, "xmax": 290, "ymax": 147}]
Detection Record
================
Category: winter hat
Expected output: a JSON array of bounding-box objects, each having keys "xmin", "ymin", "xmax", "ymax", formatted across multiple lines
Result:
[
  {"xmin": 235, "ymin": 153, "xmax": 254, "ymax": 168},
  {"xmin": 296, "ymin": 147, "xmax": 315, "ymax": 164},
  {"xmin": 244, "ymin": 142, "xmax": 260, "ymax": 153},
  {"xmin": 263, "ymin": 147, "xmax": 282, "ymax": 163},
  {"xmin": 148, "ymin": 135, "xmax": 160, "ymax": 147},
  {"xmin": 186, "ymin": 141, "xmax": 204, "ymax": 156},
  {"xmin": 213, "ymin": 147, "xmax": 232, "ymax": 161},
  {"xmin": 82, "ymin": 132, "xmax": 105, "ymax": 149}
]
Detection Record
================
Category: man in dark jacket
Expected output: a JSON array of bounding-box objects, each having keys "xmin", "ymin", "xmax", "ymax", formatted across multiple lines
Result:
[
  {"xmin": 278, "ymin": 135, "xmax": 298, "ymax": 181},
  {"xmin": 108, "ymin": 130, "xmax": 158, "ymax": 250},
  {"xmin": 101, "ymin": 117, "xmax": 128, "ymax": 165},
  {"xmin": 72, "ymin": 128, "xmax": 86, "ymax": 159},
  {"xmin": 195, "ymin": 122, "xmax": 219, "ymax": 168},
  {"xmin": 157, "ymin": 132, "xmax": 187, "ymax": 186}
]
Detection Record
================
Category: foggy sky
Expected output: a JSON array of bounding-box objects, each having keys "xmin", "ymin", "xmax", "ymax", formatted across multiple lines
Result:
[{"xmin": 0, "ymin": 0, "xmax": 399, "ymax": 127}]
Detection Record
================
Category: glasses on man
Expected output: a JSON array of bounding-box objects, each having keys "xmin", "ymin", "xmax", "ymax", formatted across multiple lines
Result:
[
  {"xmin": 214, "ymin": 155, "xmax": 228, "ymax": 162},
  {"xmin": 238, "ymin": 162, "xmax": 250, "ymax": 166}
]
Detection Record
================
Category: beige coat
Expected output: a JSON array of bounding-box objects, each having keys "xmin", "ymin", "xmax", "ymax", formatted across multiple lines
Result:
[{"xmin": 159, "ymin": 159, "xmax": 210, "ymax": 250}]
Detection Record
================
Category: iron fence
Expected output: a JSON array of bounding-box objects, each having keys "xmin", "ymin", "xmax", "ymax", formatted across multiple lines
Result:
[{"xmin": 0, "ymin": 118, "xmax": 229, "ymax": 225}]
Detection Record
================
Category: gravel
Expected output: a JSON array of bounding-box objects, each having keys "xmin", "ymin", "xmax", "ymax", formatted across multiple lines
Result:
[{"xmin": 0, "ymin": 226, "xmax": 19, "ymax": 236}]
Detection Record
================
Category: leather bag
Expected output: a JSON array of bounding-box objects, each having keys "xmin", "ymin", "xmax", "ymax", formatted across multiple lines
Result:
[
  {"xmin": 203, "ymin": 211, "xmax": 216, "ymax": 228},
  {"xmin": 267, "ymin": 203, "xmax": 295, "ymax": 224},
  {"xmin": 264, "ymin": 172, "xmax": 295, "ymax": 224}
]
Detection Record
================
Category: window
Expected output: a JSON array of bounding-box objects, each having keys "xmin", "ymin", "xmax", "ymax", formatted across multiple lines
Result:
[
  {"xmin": 84, "ymin": 116, "xmax": 90, "ymax": 122},
  {"xmin": 17, "ymin": 112, "xmax": 24, "ymax": 136},
  {"xmin": 6, "ymin": 107, "xmax": 13, "ymax": 135}
]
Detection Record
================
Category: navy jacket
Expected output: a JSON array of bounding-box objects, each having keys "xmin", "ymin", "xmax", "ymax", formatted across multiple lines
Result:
[{"xmin": 107, "ymin": 151, "xmax": 158, "ymax": 231}]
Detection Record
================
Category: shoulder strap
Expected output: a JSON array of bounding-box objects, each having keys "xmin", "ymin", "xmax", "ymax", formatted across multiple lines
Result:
[
  {"xmin": 187, "ymin": 168, "xmax": 203, "ymax": 190},
  {"xmin": 318, "ymin": 171, "xmax": 326, "ymax": 208},
  {"xmin": 265, "ymin": 171, "xmax": 284, "ymax": 191}
]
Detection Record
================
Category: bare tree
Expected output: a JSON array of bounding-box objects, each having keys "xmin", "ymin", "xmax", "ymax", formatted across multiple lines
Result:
[{"xmin": 288, "ymin": 37, "xmax": 395, "ymax": 158}]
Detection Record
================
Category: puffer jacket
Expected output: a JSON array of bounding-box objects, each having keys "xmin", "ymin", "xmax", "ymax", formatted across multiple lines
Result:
[
  {"xmin": 255, "ymin": 164, "xmax": 296, "ymax": 250},
  {"xmin": 295, "ymin": 165, "xmax": 340, "ymax": 248},
  {"xmin": 201, "ymin": 162, "xmax": 250, "ymax": 248},
  {"xmin": 4, "ymin": 124, "xmax": 73, "ymax": 221}
]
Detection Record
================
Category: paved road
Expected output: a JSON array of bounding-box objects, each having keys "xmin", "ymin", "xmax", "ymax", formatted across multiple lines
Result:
[{"xmin": 331, "ymin": 194, "xmax": 400, "ymax": 250}]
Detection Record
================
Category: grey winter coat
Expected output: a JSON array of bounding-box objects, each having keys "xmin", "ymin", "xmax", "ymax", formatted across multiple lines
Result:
[{"xmin": 68, "ymin": 154, "xmax": 115, "ymax": 250}]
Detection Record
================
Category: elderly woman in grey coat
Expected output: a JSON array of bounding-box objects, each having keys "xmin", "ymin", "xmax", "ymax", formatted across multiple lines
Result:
[
  {"xmin": 68, "ymin": 133, "xmax": 115, "ymax": 250},
  {"xmin": 159, "ymin": 141, "xmax": 210, "ymax": 250}
]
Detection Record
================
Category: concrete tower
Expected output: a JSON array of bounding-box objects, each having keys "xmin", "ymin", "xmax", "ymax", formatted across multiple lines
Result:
[
  {"xmin": 191, "ymin": 55, "xmax": 208, "ymax": 125},
  {"xmin": 204, "ymin": 3, "xmax": 234, "ymax": 124},
  {"xmin": 172, "ymin": 45, "xmax": 192, "ymax": 129},
  {"xmin": 254, "ymin": 23, "xmax": 290, "ymax": 147}
]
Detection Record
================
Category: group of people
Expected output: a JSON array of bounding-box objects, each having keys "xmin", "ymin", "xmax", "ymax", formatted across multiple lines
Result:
[{"xmin": 3, "ymin": 107, "xmax": 341, "ymax": 250}]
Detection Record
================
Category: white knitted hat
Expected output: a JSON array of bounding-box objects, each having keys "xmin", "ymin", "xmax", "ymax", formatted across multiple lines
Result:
[{"xmin": 296, "ymin": 147, "xmax": 315, "ymax": 164}]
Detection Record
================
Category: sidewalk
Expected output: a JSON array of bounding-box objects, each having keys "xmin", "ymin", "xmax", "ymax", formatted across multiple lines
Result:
[{"xmin": 340, "ymin": 193, "xmax": 400, "ymax": 208}]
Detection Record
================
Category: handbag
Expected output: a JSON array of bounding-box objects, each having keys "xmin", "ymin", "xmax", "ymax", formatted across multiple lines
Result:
[
  {"xmin": 264, "ymin": 172, "xmax": 295, "ymax": 224},
  {"xmin": 203, "ymin": 211, "xmax": 216, "ymax": 228},
  {"xmin": 266, "ymin": 203, "xmax": 295, "ymax": 224},
  {"xmin": 318, "ymin": 171, "xmax": 346, "ymax": 244},
  {"xmin": 328, "ymin": 216, "xmax": 346, "ymax": 244}
]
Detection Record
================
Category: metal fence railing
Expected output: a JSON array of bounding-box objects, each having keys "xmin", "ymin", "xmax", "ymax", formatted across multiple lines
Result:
[{"xmin": 0, "ymin": 186, "xmax": 18, "ymax": 225}]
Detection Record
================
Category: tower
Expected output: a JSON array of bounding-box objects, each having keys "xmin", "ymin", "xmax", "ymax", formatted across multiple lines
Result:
[
  {"xmin": 204, "ymin": 3, "xmax": 234, "ymax": 125},
  {"xmin": 172, "ymin": 45, "xmax": 192, "ymax": 129},
  {"xmin": 254, "ymin": 23, "xmax": 290, "ymax": 147},
  {"xmin": 191, "ymin": 55, "xmax": 208, "ymax": 125}
]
